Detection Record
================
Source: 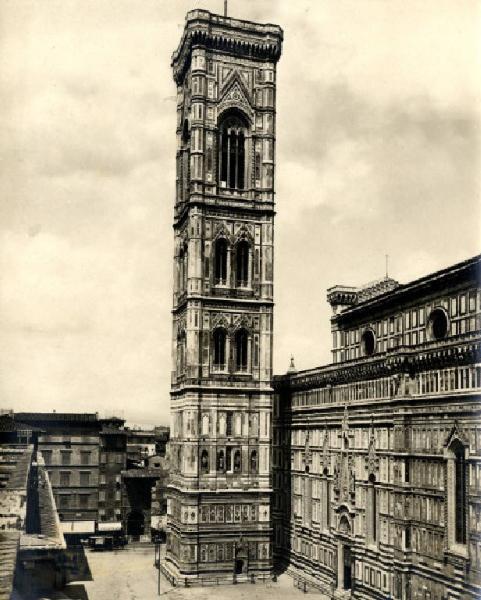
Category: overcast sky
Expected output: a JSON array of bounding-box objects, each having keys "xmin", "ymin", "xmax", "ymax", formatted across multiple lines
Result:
[{"xmin": 0, "ymin": 0, "xmax": 479, "ymax": 426}]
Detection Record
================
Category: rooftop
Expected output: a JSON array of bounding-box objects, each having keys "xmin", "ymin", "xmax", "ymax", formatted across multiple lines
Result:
[
  {"xmin": 328, "ymin": 254, "xmax": 480, "ymax": 324},
  {"xmin": 0, "ymin": 445, "xmax": 33, "ymax": 490},
  {"xmin": 15, "ymin": 412, "xmax": 99, "ymax": 423},
  {"xmin": 172, "ymin": 9, "xmax": 283, "ymax": 84}
]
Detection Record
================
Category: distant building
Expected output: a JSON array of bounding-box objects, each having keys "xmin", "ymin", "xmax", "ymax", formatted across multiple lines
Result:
[
  {"xmin": 273, "ymin": 255, "xmax": 481, "ymax": 599},
  {"xmin": 125, "ymin": 427, "xmax": 169, "ymax": 466},
  {"xmin": 12, "ymin": 412, "xmax": 126, "ymax": 538},
  {"xmin": 98, "ymin": 422, "xmax": 127, "ymax": 532}
]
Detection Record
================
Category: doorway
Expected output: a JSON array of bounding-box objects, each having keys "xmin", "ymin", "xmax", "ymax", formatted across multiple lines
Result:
[
  {"xmin": 127, "ymin": 511, "xmax": 145, "ymax": 539},
  {"xmin": 235, "ymin": 559, "xmax": 244, "ymax": 575},
  {"xmin": 343, "ymin": 546, "xmax": 352, "ymax": 591}
]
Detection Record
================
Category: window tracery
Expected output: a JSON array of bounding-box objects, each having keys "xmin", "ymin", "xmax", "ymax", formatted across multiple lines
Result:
[
  {"xmin": 214, "ymin": 238, "xmax": 228, "ymax": 285},
  {"xmin": 213, "ymin": 328, "xmax": 227, "ymax": 370},
  {"xmin": 218, "ymin": 112, "xmax": 248, "ymax": 190},
  {"xmin": 235, "ymin": 328, "xmax": 249, "ymax": 372}
]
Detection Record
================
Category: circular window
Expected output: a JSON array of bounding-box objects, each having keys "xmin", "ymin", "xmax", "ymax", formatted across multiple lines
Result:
[
  {"xmin": 361, "ymin": 329, "xmax": 376, "ymax": 356},
  {"xmin": 428, "ymin": 308, "xmax": 448, "ymax": 340}
]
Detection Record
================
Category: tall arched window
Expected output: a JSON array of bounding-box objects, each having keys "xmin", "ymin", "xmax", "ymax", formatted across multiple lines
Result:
[
  {"xmin": 235, "ymin": 329, "xmax": 249, "ymax": 372},
  {"xmin": 448, "ymin": 440, "xmax": 467, "ymax": 545},
  {"xmin": 178, "ymin": 246, "xmax": 187, "ymax": 293},
  {"xmin": 177, "ymin": 330, "xmax": 186, "ymax": 375},
  {"xmin": 250, "ymin": 450, "xmax": 258, "ymax": 473},
  {"xmin": 217, "ymin": 450, "xmax": 225, "ymax": 472},
  {"xmin": 214, "ymin": 238, "xmax": 228, "ymax": 285},
  {"xmin": 218, "ymin": 113, "xmax": 247, "ymax": 190},
  {"xmin": 322, "ymin": 468, "xmax": 330, "ymax": 531},
  {"xmin": 200, "ymin": 449, "xmax": 209, "ymax": 474},
  {"xmin": 454, "ymin": 445, "xmax": 466, "ymax": 544},
  {"xmin": 236, "ymin": 240, "xmax": 250, "ymax": 287},
  {"xmin": 213, "ymin": 328, "xmax": 227, "ymax": 370},
  {"xmin": 233, "ymin": 449, "xmax": 241, "ymax": 473}
]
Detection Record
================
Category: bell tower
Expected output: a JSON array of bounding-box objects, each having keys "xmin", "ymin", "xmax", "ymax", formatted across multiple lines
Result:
[{"xmin": 165, "ymin": 9, "xmax": 282, "ymax": 583}]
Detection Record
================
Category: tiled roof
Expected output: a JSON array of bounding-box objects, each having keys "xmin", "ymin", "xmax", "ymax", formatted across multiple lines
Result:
[
  {"xmin": 15, "ymin": 412, "xmax": 99, "ymax": 423},
  {"xmin": 0, "ymin": 531, "xmax": 20, "ymax": 600}
]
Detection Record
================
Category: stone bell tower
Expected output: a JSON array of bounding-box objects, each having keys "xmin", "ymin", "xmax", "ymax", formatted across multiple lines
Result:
[{"xmin": 164, "ymin": 9, "xmax": 282, "ymax": 583}]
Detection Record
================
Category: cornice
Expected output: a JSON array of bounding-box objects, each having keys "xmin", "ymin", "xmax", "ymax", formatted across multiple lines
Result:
[
  {"xmin": 174, "ymin": 198, "xmax": 276, "ymax": 228},
  {"xmin": 334, "ymin": 254, "xmax": 480, "ymax": 327},
  {"xmin": 274, "ymin": 333, "xmax": 481, "ymax": 392},
  {"xmin": 172, "ymin": 10, "xmax": 283, "ymax": 85}
]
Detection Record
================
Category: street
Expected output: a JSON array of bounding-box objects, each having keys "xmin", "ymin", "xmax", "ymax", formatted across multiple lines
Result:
[{"xmin": 53, "ymin": 545, "xmax": 324, "ymax": 600}]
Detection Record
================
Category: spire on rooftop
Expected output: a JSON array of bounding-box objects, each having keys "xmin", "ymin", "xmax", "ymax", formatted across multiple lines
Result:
[{"xmin": 287, "ymin": 356, "xmax": 297, "ymax": 374}]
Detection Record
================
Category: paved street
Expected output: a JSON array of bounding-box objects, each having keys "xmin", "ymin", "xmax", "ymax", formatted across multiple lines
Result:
[{"xmin": 50, "ymin": 545, "xmax": 324, "ymax": 600}]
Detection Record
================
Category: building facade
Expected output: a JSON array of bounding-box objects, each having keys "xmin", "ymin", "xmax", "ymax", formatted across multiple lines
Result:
[
  {"xmin": 273, "ymin": 256, "xmax": 481, "ymax": 599},
  {"xmin": 14, "ymin": 413, "xmax": 103, "ymax": 534},
  {"xmin": 98, "ymin": 424, "xmax": 126, "ymax": 528},
  {"xmin": 165, "ymin": 9, "xmax": 283, "ymax": 582},
  {"xmin": 12, "ymin": 413, "xmax": 126, "ymax": 536}
]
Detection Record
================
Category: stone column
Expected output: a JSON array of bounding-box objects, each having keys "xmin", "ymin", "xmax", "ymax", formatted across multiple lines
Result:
[{"xmin": 337, "ymin": 541, "xmax": 344, "ymax": 591}]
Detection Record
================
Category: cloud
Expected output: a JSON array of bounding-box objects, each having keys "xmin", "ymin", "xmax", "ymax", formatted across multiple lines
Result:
[
  {"xmin": 277, "ymin": 82, "xmax": 479, "ymax": 226},
  {"xmin": 0, "ymin": 0, "xmax": 479, "ymax": 422}
]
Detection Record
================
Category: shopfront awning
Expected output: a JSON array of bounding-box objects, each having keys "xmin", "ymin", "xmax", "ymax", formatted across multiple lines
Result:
[
  {"xmin": 97, "ymin": 522, "xmax": 122, "ymax": 532},
  {"xmin": 61, "ymin": 521, "xmax": 95, "ymax": 534}
]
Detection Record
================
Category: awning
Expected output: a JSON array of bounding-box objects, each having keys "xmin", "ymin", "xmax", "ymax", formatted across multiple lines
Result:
[
  {"xmin": 61, "ymin": 521, "xmax": 95, "ymax": 534},
  {"xmin": 97, "ymin": 522, "xmax": 122, "ymax": 532}
]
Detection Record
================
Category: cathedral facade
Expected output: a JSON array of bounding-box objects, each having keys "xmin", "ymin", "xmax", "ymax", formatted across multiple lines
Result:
[
  {"xmin": 164, "ymin": 10, "xmax": 282, "ymax": 582},
  {"xmin": 273, "ymin": 256, "xmax": 481, "ymax": 599}
]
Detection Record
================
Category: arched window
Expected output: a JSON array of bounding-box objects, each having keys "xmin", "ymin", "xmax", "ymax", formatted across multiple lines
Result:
[
  {"xmin": 213, "ymin": 328, "xmax": 227, "ymax": 369},
  {"xmin": 250, "ymin": 450, "xmax": 257, "ymax": 473},
  {"xmin": 181, "ymin": 119, "xmax": 190, "ymax": 201},
  {"xmin": 448, "ymin": 440, "xmax": 466, "ymax": 545},
  {"xmin": 454, "ymin": 445, "xmax": 466, "ymax": 544},
  {"xmin": 217, "ymin": 450, "xmax": 225, "ymax": 472},
  {"xmin": 236, "ymin": 240, "xmax": 250, "ymax": 287},
  {"xmin": 201, "ymin": 413, "xmax": 209, "ymax": 436},
  {"xmin": 322, "ymin": 468, "xmax": 331, "ymax": 531},
  {"xmin": 361, "ymin": 329, "xmax": 376, "ymax": 356},
  {"xmin": 214, "ymin": 238, "xmax": 228, "ymax": 285},
  {"xmin": 200, "ymin": 449, "xmax": 209, "ymax": 474},
  {"xmin": 182, "ymin": 119, "xmax": 190, "ymax": 144},
  {"xmin": 177, "ymin": 330, "xmax": 186, "ymax": 375},
  {"xmin": 235, "ymin": 329, "xmax": 249, "ymax": 372},
  {"xmin": 178, "ymin": 245, "xmax": 187, "ymax": 293},
  {"xmin": 226, "ymin": 412, "xmax": 233, "ymax": 437},
  {"xmin": 218, "ymin": 113, "xmax": 247, "ymax": 190},
  {"xmin": 233, "ymin": 449, "xmax": 241, "ymax": 473},
  {"xmin": 428, "ymin": 308, "xmax": 449, "ymax": 341}
]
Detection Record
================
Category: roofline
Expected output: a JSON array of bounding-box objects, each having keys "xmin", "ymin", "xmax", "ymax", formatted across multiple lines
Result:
[{"xmin": 335, "ymin": 253, "xmax": 480, "ymax": 319}]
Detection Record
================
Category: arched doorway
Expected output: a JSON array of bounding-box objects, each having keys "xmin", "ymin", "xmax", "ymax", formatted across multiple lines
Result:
[
  {"xmin": 127, "ymin": 511, "xmax": 145, "ymax": 539},
  {"xmin": 235, "ymin": 558, "xmax": 244, "ymax": 575},
  {"xmin": 337, "ymin": 512, "xmax": 354, "ymax": 592},
  {"xmin": 234, "ymin": 537, "xmax": 248, "ymax": 578}
]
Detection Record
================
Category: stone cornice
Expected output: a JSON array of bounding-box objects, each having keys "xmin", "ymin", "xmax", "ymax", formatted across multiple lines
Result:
[
  {"xmin": 274, "ymin": 332, "xmax": 481, "ymax": 392},
  {"xmin": 333, "ymin": 254, "xmax": 480, "ymax": 327},
  {"xmin": 172, "ymin": 10, "xmax": 283, "ymax": 85}
]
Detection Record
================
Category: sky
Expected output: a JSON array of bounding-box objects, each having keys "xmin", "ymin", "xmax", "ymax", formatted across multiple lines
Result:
[{"xmin": 0, "ymin": 0, "xmax": 479, "ymax": 426}]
